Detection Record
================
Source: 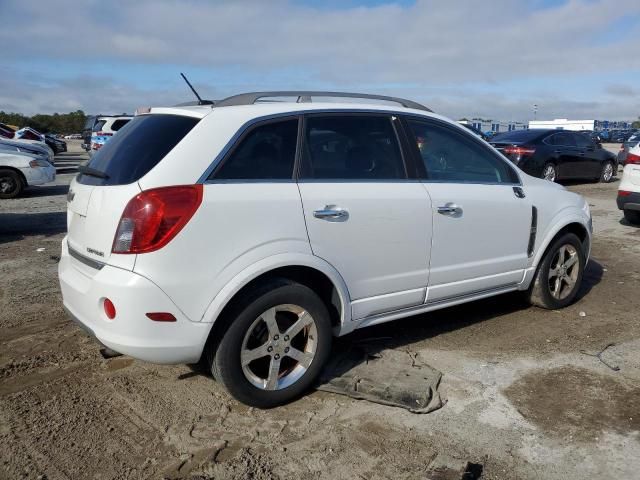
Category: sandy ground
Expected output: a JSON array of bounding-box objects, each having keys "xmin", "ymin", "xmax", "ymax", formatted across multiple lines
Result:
[{"xmin": 1, "ymin": 141, "xmax": 639, "ymax": 479}]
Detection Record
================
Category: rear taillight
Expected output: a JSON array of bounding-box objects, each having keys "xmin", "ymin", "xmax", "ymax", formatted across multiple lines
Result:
[
  {"xmin": 504, "ymin": 146, "xmax": 536, "ymax": 156},
  {"xmin": 112, "ymin": 185, "xmax": 203, "ymax": 254},
  {"xmin": 627, "ymin": 152, "xmax": 640, "ymax": 165},
  {"xmin": 618, "ymin": 190, "xmax": 632, "ymax": 197}
]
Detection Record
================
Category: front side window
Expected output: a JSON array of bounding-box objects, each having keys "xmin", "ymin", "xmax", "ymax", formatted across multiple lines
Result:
[
  {"xmin": 406, "ymin": 119, "xmax": 519, "ymax": 184},
  {"xmin": 213, "ymin": 119, "xmax": 298, "ymax": 180},
  {"xmin": 300, "ymin": 115, "xmax": 405, "ymax": 180}
]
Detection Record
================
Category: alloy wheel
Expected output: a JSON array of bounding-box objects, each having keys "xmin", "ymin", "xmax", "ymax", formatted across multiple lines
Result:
[
  {"xmin": 543, "ymin": 164, "xmax": 556, "ymax": 182},
  {"xmin": 0, "ymin": 175, "xmax": 16, "ymax": 194},
  {"xmin": 602, "ymin": 163, "xmax": 613, "ymax": 182},
  {"xmin": 548, "ymin": 244, "xmax": 580, "ymax": 300},
  {"xmin": 240, "ymin": 304, "xmax": 318, "ymax": 391}
]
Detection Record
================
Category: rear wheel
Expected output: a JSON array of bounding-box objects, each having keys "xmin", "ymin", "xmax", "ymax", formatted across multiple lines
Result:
[
  {"xmin": 209, "ymin": 279, "xmax": 332, "ymax": 408},
  {"xmin": 526, "ymin": 233, "xmax": 585, "ymax": 309},
  {"xmin": 0, "ymin": 169, "xmax": 24, "ymax": 199},
  {"xmin": 599, "ymin": 161, "xmax": 614, "ymax": 183},
  {"xmin": 542, "ymin": 163, "xmax": 557, "ymax": 182},
  {"xmin": 624, "ymin": 209, "xmax": 640, "ymax": 225}
]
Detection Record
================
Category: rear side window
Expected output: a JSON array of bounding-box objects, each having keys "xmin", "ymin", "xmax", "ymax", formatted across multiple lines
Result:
[
  {"xmin": 574, "ymin": 134, "xmax": 593, "ymax": 148},
  {"xmin": 212, "ymin": 119, "xmax": 298, "ymax": 180},
  {"xmin": 78, "ymin": 114, "xmax": 199, "ymax": 186},
  {"xmin": 111, "ymin": 119, "xmax": 130, "ymax": 132},
  {"xmin": 92, "ymin": 120, "xmax": 106, "ymax": 132},
  {"xmin": 546, "ymin": 132, "xmax": 576, "ymax": 147},
  {"xmin": 407, "ymin": 119, "xmax": 519, "ymax": 184},
  {"xmin": 300, "ymin": 115, "xmax": 405, "ymax": 180}
]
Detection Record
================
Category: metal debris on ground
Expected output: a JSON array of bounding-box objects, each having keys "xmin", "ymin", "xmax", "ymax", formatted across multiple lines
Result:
[
  {"xmin": 317, "ymin": 345, "xmax": 443, "ymax": 413},
  {"xmin": 579, "ymin": 342, "xmax": 620, "ymax": 371}
]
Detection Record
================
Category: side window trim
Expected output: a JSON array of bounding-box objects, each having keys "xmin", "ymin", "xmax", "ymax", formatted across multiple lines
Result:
[
  {"xmin": 207, "ymin": 115, "xmax": 300, "ymax": 182},
  {"xmin": 401, "ymin": 114, "xmax": 522, "ymax": 186},
  {"xmin": 297, "ymin": 112, "xmax": 411, "ymax": 182}
]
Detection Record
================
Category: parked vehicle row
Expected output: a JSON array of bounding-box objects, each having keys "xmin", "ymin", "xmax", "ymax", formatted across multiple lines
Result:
[
  {"xmin": 59, "ymin": 91, "xmax": 592, "ymax": 407},
  {"xmin": 0, "ymin": 146, "xmax": 56, "ymax": 198},
  {"xmin": 490, "ymin": 129, "xmax": 617, "ymax": 183}
]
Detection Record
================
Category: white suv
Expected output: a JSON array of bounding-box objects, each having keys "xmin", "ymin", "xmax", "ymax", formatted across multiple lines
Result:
[
  {"xmin": 617, "ymin": 141, "xmax": 640, "ymax": 224},
  {"xmin": 59, "ymin": 92, "xmax": 592, "ymax": 407}
]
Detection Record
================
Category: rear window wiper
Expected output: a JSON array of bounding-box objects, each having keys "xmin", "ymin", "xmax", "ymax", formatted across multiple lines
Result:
[{"xmin": 78, "ymin": 165, "xmax": 110, "ymax": 179}]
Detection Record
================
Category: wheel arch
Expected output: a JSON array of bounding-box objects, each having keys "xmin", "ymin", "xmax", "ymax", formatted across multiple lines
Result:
[
  {"xmin": 198, "ymin": 254, "xmax": 352, "ymax": 363},
  {"xmin": 533, "ymin": 218, "xmax": 590, "ymax": 269}
]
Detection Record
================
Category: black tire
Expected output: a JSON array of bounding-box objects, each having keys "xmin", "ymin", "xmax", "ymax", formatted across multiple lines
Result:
[
  {"xmin": 526, "ymin": 233, "xmax": 585, "ymax": 309},
  {"xmin": 624, "ymin": 209, "xmax": 640, "ymax": 225},
  {"xmin": 541, "ymin": 163, "xmax": 557, "ymax": 182},
  {"xmin": 0, "ymin": 169, "xmax": 24, "ymax": 199},
  {"xmin": 208, "ymin": 278, "xmax": 332, "ymax": 408},
  {"xmin": 599, "ymin": 161, "xmax": 614, "ymax": 183}
]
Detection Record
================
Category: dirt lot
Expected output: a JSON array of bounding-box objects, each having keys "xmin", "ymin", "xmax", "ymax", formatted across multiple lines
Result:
[{"xmin": 1, "ymin": 141, "xmax": 639, "ymax": 479}]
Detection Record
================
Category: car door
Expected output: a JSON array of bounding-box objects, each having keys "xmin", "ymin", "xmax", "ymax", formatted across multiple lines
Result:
[
  {"xmin": 574, "ymin": 132, "xmax": 602, "ymax": 178},
  {"xmin": 403, "ymin": 117, "xmax": 531, "ymax": 303},
  {"xmin": 297, "ymin": 113, "xmax": 433, "ymax": 320},
  {"xmin": 546, "ymin": 132, "xmax": 581, "ymax": 178}
]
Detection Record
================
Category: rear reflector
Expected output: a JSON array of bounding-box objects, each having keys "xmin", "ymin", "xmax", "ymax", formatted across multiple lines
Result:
[
  {"xmin": 618, "ymin": 190, "xmax": 632, "ymax": 197},
  {"xmin": 112, "ymin": 184, "xmax": 203, "ymax": 254},
  {"xmin": 627, "ymin": 152, "xmax": 640, "ymax": 165},
  {"xmin": 104, "ymin": 298, "xmax": 116, "ymax": 319},
  {"xmin": 146, "ymin": 312, "xmax": 176, "ymax": 322}
]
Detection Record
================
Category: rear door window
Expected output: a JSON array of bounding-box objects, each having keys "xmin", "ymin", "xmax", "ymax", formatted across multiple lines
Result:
[
  {"xmin": 546, "ymin": 132, "xmax": 576, "ymax": 147},
  {"xmin": 78, "ymin": 114, "xmax": 199, "ymax": 186},
  {"xmin": 92, "ymin": 120, "xmax": 106, "ymax": 132},
  {"xmin": 300, "ymin": 114, "xmax": 406, "ymax": 180},
  {"xmin": 211, "ymin": 118, "xmax": 298, "ymax": 180}
]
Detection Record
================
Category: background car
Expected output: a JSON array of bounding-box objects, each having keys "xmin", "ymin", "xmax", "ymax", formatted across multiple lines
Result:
[
  {"xmin": 0, "ymin": 138, "xmax": 54, "ymax": 163},
  {"xmin": 44, "ymin": 133, "xmax": 67, "ymax": 154},
  {"xmin": 491, "ymin": 129, "xmax": 617, "ymax": 182},
  {"xmin": 617, "ymin": 142, "xmax": 640, "ymax": 224},
  {"xmin": 459, "ymin": 122, "xmax": 490, "ymax": 141},
  {"xmin": 0, "ymin": 151, "xmax": 56, "ymax": 198},
  {"xmin": 618, "ymin": 132, "xmax": 640, "ymax": 166},
  {"xmin": 82, "ymin": 115, "xmax": 132, "ymax": 153}
]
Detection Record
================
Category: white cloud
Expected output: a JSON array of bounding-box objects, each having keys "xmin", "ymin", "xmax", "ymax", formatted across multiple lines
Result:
[{"xmin": 1, "ymin": 0, "xmax": 639, "ymax": 119}]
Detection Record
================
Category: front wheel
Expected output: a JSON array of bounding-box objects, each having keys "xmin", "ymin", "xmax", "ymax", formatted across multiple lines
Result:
[
  {"xmin": 599, "ymin": 161, "xmax": 614, "ymax": 183},
  {"xmin": 0, "ymin": 169, "xmax": 24, "ymax": 199},
  {"xmin": 209, "ymin": 279, "xmax": 332, "ymax": 408},
  {"xmin": 526, "ymin": 233, "xmax": 585, "ymax": 309},
  {"xmin": 542, "ymin": 163, "xmax": 557, "ymax": 182}
]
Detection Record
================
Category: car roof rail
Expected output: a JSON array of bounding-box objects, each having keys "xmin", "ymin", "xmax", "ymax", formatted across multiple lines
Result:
[{"xmin": 214, "ymin": 91, "xmax": 432, "ymax": 112}]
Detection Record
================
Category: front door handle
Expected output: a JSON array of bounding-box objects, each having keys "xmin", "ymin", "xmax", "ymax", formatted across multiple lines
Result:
[
  {"xmin": 437, "ymin": 203, "xmax": 462, "ymax": 216},
  {"xmin": 313, "ymin": 206, "xmax": 349, "ymax": 221}
]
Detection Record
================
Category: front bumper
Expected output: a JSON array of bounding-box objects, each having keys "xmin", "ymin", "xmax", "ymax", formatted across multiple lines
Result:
[
  {"xmin": 58, "ymin": 237, "xmax": 211, "ymax": 364},
  {"xmin": 617, "ymin": 191, "xmax": 640, "ymax": 211},
  {"xmin": 22, "ymin": 164, "xmax": 56, "ymax": 186}
]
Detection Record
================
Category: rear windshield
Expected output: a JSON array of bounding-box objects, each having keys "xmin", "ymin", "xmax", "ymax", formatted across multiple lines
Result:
[
  {"xmin": 491, "ymin": 130, "xmax": 546, "ymax": 143},
  {"xmin": 78, "ymin": 114, "xmax": 199, "ymax": 186}
]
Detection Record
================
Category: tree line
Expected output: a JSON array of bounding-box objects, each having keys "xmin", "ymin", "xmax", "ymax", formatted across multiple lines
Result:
[{"xmin": 0, "ymin": 110, "xmax": 87, "ymax": 134}]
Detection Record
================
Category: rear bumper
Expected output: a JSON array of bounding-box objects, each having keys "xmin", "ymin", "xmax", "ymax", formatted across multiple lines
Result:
[
  {"xmin": 58, "ymin": 237, "xmax": 211, "ymax": 364},
  {"xmin": 617, "ymin": 191, "xmax": 640, "ymax": 211}
]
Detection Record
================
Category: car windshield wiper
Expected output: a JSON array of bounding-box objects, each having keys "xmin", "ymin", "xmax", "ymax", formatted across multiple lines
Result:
[{"xmin": 78, "ymin": 165, "xmax": 110, "ymax": 179}]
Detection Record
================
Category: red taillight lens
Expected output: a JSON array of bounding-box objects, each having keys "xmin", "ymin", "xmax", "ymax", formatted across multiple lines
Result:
[
  {"xmin": 504, "ymin": 146, "xmax": 536, "ymax": 156},
  {"xmin": 104, "ymin": 298, "xmax": 116, "ymax": 319},
  {"xmin": 112, "ymin": 185, "xmax": 203, "ymax": 254},
  {"xmin": 627, "ymin": 152, "xmax": 640, "ymax": 165},
  {"xmin": 95, "ymin": 132, "xmax": 113, "ymax": 136},
  {"xmin": 146, "ymin": 312, "xmax": 176, "ymax": 322},
  {"xmin": 618, "ymin": 190, "xmax": 632, "ymax": 197}
]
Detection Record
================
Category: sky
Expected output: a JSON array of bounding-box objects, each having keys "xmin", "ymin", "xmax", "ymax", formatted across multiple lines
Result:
[{"xmin": 1, "ymin": 0, "xmax": 638, "ymax": 122}]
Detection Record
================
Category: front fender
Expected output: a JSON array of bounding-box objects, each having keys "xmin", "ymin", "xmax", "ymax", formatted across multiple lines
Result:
[{"xmin": 200, "ymin": 253, "xmax": 353, "ymax": 334}]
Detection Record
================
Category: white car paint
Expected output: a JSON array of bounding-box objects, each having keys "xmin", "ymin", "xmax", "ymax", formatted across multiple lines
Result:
[
  {"xmin": 619, "ymin": 143, "xmax": 640, "ymax": 191},
  {"xmin": 58, "ymin": 101, "xmax": 592, "ymax": 364},
  {"xmin": 0, "ymin": 152, "xmax": 56, "ymax": 187}
]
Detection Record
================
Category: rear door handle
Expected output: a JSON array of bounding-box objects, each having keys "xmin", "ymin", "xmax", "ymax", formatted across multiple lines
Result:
[
  {"xmin": 313, "ymin": 206, "xmax": 349, "ymax": 221},
  {"xmin": 437, "ymin": 203, "xmax": 462, "ymax": 215}
]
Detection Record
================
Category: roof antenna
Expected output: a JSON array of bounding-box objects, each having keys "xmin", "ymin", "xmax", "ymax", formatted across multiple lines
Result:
[{"xmin": 180, "ymin": 72, "xmax": 210, "ymax": 105}]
